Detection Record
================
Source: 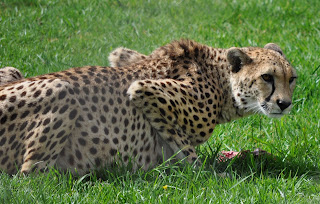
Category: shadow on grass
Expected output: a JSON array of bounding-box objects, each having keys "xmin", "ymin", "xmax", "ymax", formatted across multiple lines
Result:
[
  {"xmin": 3, "ymin": 145, "xmax": 319, "ymax": 185},
  {"xmin": 67, "ymin": 147, "xmax": 320, "ymax": 184},
  {"xmin": 199, "ymin": 146, "xmax": 320, "ymax": 181}
]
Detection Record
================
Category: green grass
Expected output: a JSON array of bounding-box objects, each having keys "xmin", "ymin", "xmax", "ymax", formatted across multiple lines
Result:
[{"xmin": 1, "ymin": 0, "xmax": 320, "ymax": 203}]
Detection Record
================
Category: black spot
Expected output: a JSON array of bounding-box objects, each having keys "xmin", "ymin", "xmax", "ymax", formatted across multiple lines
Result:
[
  {"xmin": 103, "ymin": 138, "xmax": 109, "ymax": 144},
  {"xmin": 57, "ymin": 130, "xmax": 65, "ymax": 138},
  {"xmin": 91, "ymin": 126, "xmax": 99, "ymax": 133},
  {"xmin": 0, "ymin": 137, "xmax": 7, "ymax": 146},
  {"xmin": 48, "ymin": 141, "xmax": 57, "ymax": 151},
  {"xmin": 159, "ymin": 108, "xmax": 166, "ymax": 116},
  {"xmin": 76, "ymin": 150, "xmax": 82, "ymax": 160},
  {"xmin": 33, "ymin": 90, "xmax": 42, "ymax": 98},
  {"xmin": 53, "ymin": 120, "xmax": 63, "ymax": 130},
  {"xmin": 1, "ymin": 156, "xmax": 9, "ymax": 165},
  {"xmin": 103, "ymin": 105, "xmax": 109, "ymax": 113},
  {"xmin": 145, "ymin": 91, "xmax": 154, "ymax": 96},
  {"xmin": 198, "ymin": 102, "xmax": 204, "ymax": 108},
  {"xmin": 69, "ymin": 109, "xmax": 78, "ymax": 120},
  {"xmin": 8, "ymin": 134, "xmax": 15, "ymax": 144},
  {"xmin": 158, "ymin": 97, "xmax": 167, "ymax": 104},
  {"xmin": 92, "ymin": 138, "xmax": 100, "ymax": 144},
  {"xmin": 91, "ymin": 105, "xmax": 97, "ymax": 112},
  {"xmin": 124, "ymin": 155, "xmax": 129, "ymax": 162},
  {"xmin": 20, "ymin": 121, "xmax": 28, "ymax": 131},
  {"xmin": 81, "ymin": 132, "xmax": 88, "ymax": 137},
  {"xmin": 113, "ymin": 138, "xmax": 119, "ymax": 144},
  {"xmin": 92, "ymin": 96, "xmax": 98, "ymax": 103},
  {"xmin": 8, "ymin": 106, "xmax": 14, "ymax": 112},
  {"xmin": 87, "ymin": 113, "xmax": 93, "ymax": 120},
  {"xmin": 9, "ymin": 96, "xmax": 16, "ymax": 103},
  {"xmin": 100, "ymin": 115, "xmax": 106, "ymax": 123},
  {"xmin": 39, "ymin": 136, "xmax": 47, "ymax": 143},
  {"xmin": 124, "ymin": 119, "xmax": 129, "ymax": 127},
  {"xmin": 43, "ymin": 118, "xmax": 51, "ymax": 126},
  {"xmin": 168, "ymin": 129, "xmax": 176, "ymax": 134},
  {"xmin": 58, "ymin": 91, "xmax": 67, "ymax": 100},
  {"xmin": 121, "ymin": 108, "xmax": 127, "ymax": 115},
  {"xmin": 42, "ymin": 127, "xmax": 50, "ymax": 134},
  {"xmin": 104, "ymin": 128, "xmax": 109, "ymax": 135},
  {"xmin": 79, "ymin": 98, "xmax": 86, "ymax": 105},
  {"xmin": 20, "ymin": 110, "xmax": 30, "ymax": 119},
  {"xmin": 42, "ymin": 106, "xmax": 51, "ymax": 115},
  {"xmin": 52, "ymin": 106, "xmax": 59, "ymax": 113},
  {"xmin": 18, "ymin": 100, "xmax": 26, "ymax": 108},
  {"xmin": 131, "ymin": 135, "xmax": 135, "ymax": 142},
  {"xmin": 110, "ymin": 149, "xmax": 117, "ymax": 156},
  {"xmin": 8, "ymin": 123, "xmax": 15, "ymax": 132},
  {"xmin": 95, "ymin": 158, "xmax": 101, "ymax": 166},
  {"xmin": 0, "ymin": 128, "xmax": 5, "ymax": 137},
  {"xmin": 33, "ymin": 105, "xmax": 42, "ymax": 114},
  {"xmin": 59, "ymin": 105, "xmax": 69, "ymax": 114},
  {"xmin": 90, "ymin": 147, "xmax": 97, "ymax": 155}
]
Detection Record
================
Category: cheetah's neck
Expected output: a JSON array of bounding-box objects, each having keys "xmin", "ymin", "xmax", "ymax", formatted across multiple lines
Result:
[{"xmin": 205, "ymin": 48, "xmax": 252, "ymax": 124}]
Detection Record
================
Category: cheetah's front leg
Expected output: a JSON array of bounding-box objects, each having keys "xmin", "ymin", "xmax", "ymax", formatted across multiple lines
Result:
[{"xmin": 128, "ymin": 79, "xmax": 212, "ymax": 164}]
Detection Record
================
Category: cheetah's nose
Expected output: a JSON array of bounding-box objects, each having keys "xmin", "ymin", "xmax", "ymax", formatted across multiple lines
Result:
[{"xmin": 276, "ymin": 100, "xmax": 291, "ymax": 111}]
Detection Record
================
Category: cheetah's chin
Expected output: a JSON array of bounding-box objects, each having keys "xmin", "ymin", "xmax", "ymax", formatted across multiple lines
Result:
[
  {"xmin": 267, "ymin": 113, "xmax": 285, "ymax": 118},
  {"xmin": 260, "ymin": 108, "xmax": 286, "ymax": 118}
]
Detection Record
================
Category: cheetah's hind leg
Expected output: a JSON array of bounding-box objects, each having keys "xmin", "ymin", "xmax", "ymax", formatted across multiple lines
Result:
[
  {"xmin": 108, "ymin": 48, "xmax": 147, "ymax": 67},
  {"xmin": 0, "ymin": 67, "xmax": 24, "ymax": 86},
  {"xmin": 0, "ymin": 79, "xmax": 78, "ymax": 174}
]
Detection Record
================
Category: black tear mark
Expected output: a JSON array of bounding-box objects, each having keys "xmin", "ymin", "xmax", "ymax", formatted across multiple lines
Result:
[
  {"xmin": 265, "ymin": 83, "xmax": 275, "ymax": 102},
  {"xmin": 248, "ymin": 80, "xmax": 256, "ymax": 88}
]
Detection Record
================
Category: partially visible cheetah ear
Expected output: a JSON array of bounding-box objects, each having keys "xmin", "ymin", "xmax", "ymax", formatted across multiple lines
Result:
[
  {"xmin": 108, "ymin": 47, "xmax": 147, "ymax": 67},
  {"xmin": 0, "ymin": 66, "xmax": 24, "ymax": 85},
  {"xmin": 264, "ymin": 43, "xmax": 284, "ymax": 56},
  {"xmin": 227, "ymin": 48, "xmax": 253, "ymax": 73}
]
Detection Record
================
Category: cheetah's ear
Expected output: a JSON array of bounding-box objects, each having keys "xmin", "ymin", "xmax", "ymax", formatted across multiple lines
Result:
[
  {"xmin": 264, "ymin": 43, "xmax": 284, "ymax": 56},
  {"xmin": 227, "ymin": 48, "xmax": 253, "ymax": 73}
]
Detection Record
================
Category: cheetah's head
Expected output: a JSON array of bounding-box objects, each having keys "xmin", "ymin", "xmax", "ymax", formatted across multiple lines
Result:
[{"xmin": 227, "ymin": 43, "xmax": 297, "ymax": 118}]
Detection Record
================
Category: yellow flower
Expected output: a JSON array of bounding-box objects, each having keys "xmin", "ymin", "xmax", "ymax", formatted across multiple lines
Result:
[{"xmin": 163, "ymin": 185, "xmax": 168, "ymax": 190}]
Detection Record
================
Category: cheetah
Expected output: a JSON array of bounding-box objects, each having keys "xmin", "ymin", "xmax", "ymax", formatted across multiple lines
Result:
[{"xmin": 0, "ymin": 40, "xmax": 297, "ymax": 175}]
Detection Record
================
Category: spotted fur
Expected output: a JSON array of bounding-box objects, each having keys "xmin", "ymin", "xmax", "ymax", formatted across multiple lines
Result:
[{"xmin": 0, "ymin": 40, "xmax": 297, "ymax": 175}]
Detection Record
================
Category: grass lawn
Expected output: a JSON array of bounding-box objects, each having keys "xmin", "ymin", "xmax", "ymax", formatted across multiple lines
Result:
[{"xmin": 1, "ymin": 0, "xmax": 320, "ymax": 203}]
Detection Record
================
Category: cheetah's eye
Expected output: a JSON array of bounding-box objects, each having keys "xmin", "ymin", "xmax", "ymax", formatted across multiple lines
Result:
[
  {"xmin": 261, "ymin": 74, "xmax": 274, "ymax": 83},
  {"xmin": 289, "ymin": 77, "xmax": 296, "ymax": 84}
]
